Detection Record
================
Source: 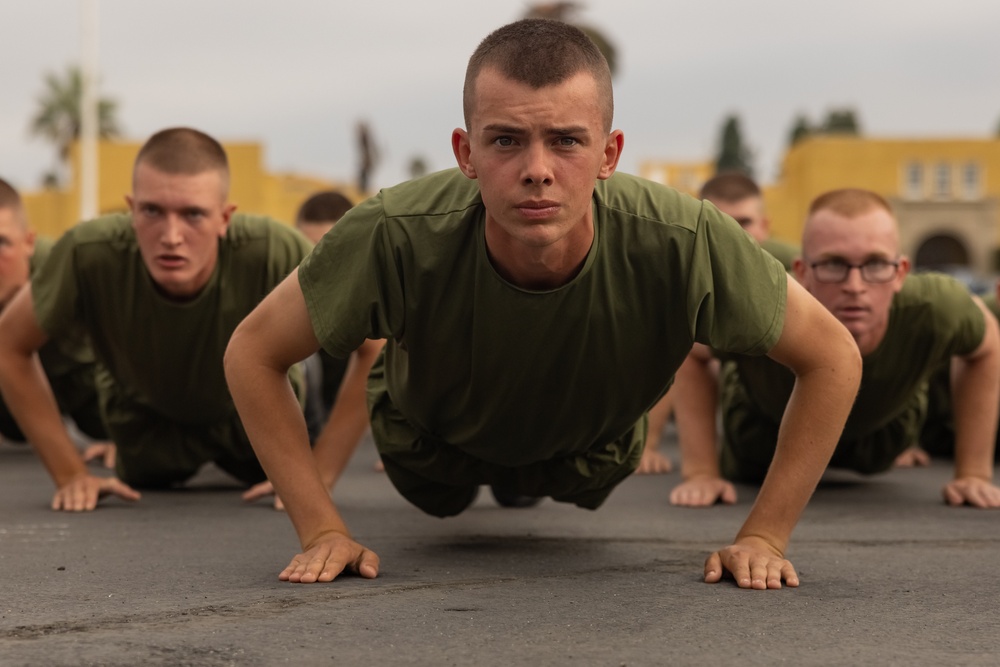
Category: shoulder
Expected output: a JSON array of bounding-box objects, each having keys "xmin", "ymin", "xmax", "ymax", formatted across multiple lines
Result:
[
  {"xmin": 593, "ymin": 172, "xmax": 705, "ymax": 232},
  {"xmin": 377, "ymin": 168, "xmax": 483, "ymax": 222},
  {"xmin": 897, "ymin": 272, "xmax": 976, "ymax": 311},
  {"xmin": 29, "ymin": 236, "xmax": 55, "ymax": 272},
  {"xmin": 226, "ymin": 213, "xmax": 311, "ymax": 253},
  {"xmin": 61, "ymin": 212, "xmax": 135, "ymax": 247},
  {"xmin": 760, "ymin": 238, "xmax": 800, "ymax": 270}
]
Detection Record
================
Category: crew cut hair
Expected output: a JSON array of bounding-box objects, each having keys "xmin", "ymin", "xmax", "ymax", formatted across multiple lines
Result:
[
  {"xmin": 699, "ymin": 171, "xmax": 761, "ymax": 203},
  {"xmin": 0, "ymin": 177, "xmax": 23, "ymax": 212},
  {"xmin": 808, "ymin": 188, "xmax": 893, "ymax": 219},
  {"xmin": 463, "ymin": 18, "xmax": 613, "ymax": 132},
  {"xmin": 134, "ymin": 127, "xmax": 230, "ymax": 191},
  {"xmin": 296, "ymin": 190, "xmax": 354, "ymax": 225}
]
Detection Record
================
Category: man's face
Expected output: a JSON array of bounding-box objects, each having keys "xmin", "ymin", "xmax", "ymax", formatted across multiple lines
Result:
[
  {"xmin": 0, "ymin": 207, "xmax": 35, "ymax": 309},
  {"xmin": 794, "ymin": 206, "xmax": 909, "ymax": 355},
  {"xmin": 127, "ymin": 162, "xmax": 234, "ymax": 300},
  {"xmin": 452, "ymin": 68, "xmax": 622, "ymax": 253},
  {"xmin": 712, "ymin": 196, "xmax": 769, "ymax": 243}
]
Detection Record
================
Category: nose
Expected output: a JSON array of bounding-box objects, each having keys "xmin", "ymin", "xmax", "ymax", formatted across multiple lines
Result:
[
  {"xmin": 161, "ymin": 215, "xmax": 183, "ymax": 247},
  {"xmin": 521, "ymin": 142, "xmax": 553, "ymax": 186},
  {"xmin": 841, "ymin": 266, "xmax": 867, "ymax": 293}
]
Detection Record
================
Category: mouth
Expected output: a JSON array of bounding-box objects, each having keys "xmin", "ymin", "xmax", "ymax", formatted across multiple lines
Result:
[
  {"xmin": 836, "ymin": 304, "xmax": 869, "ymax": 320},
  {"xmin": 155, "ymin": 254, "xmax": 187, "ymax": 270},
  {"xmin": 515, "ymin": 200, "xmax": 560, "ymax": 220}
]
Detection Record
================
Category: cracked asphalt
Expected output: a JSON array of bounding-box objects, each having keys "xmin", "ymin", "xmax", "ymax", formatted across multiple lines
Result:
[{"xmin": 1, "ymin": 428, "xmax": 998, "ymax": 666}]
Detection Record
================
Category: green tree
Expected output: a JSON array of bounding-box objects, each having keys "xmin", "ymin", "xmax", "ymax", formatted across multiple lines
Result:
[
  {"xmin": 524, "ymin": 3, "xmax": 618, "ymax": 77},
  {"xmin": 30, "ymin": 65, "xmax": 122, "ymax": 184},
  {"xmin": 408, "ymin": 156, "xmax": 429, "ymax": 180},
  {"xmin": 822, "ymin": 108, "xmax": 861, "ymax": 134},
  {"xmin": 787, "ymin": 113, "xmax": 812, "ymax": 147},
  {"xmin": 714, "ymin": 114, "xmax": 754, "ymax": 177}
]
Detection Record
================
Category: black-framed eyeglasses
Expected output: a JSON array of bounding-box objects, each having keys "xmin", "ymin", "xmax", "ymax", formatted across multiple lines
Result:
[{"xmin": 807, "ymin": 258, "xmax": 900, "ymax": 284}]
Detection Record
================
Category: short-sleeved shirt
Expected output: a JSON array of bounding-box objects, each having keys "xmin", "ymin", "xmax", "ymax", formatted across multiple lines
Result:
[
  {"xmin": 760, "ymin": 238, "xmax": 800, "ymax": 272},
  {"xmin": 299, "ymin": 169, "xmax": 787, "ymax": 471},
  {"xmin": 31, "ymin": 213, "xmax": 312, "ymax": 426},
  {"xmin": 723, "ymin": 272, "xmax": 986, "ymax": 477},
  {"xmin": 0, "ymin": 238, "xmax": 104, "ymax": 440}
]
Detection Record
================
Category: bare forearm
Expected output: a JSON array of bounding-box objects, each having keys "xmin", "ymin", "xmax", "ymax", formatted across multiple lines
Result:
[
  {"xmin": 313, "ymin": 339, "xmax": 385, "ymax": 487},
  {"xmin": 0, "ymin": 351, "xmax": 85, "ymax": 486},
  {"xmin": 673, "ymin": 353, "xmax": 722, "ymax": 479},
  {"xmin": 737, "ymin": 363, "xmax": 856, "ymax": 553},
  {"xmin": 951, "ymin": 357, "xmax": 1000, "ymax": 481},
  {"xmin": 226, "ymin": 339, "xmax": 352, "ymax": 546}
]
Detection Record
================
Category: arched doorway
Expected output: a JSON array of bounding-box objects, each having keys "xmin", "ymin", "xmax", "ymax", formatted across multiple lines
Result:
[{"xmin": 914, "ymin": 233, "xmax": 969, "ymax": 270}]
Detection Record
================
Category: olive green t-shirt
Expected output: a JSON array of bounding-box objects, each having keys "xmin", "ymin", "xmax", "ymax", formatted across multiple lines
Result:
[
  {"xmin": 0, "ymin": 238, "xmax": 103, "ymax": 440},
  {"xmin": 724, "ymin": 272, "xmax": 985, "ymax": 472},
  {"xmin": 32, "ymin": 213, "xmax": 312, "ymax": 426},
  {"xmin": 299, "ymin": 169, "xmax": 787, "ymax": 468},
  {"xmin": 760, "ymin": 238, "xmax": 800, "ymax": 272}
]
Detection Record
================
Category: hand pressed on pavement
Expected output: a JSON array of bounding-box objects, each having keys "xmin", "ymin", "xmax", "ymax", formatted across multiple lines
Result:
[
  {"xmin": 704, "ymin": 536, "xmax": 798, "ymax": 590},
  {"xmin": 242, "ymin": 480, "xmax": 285, "ymax": 511},
  {"xmin": 635, "ymin": 446, "xmax": 673, "ymax": 475},
  {"xmin": 52, "ymin": 472, "xmax": 140, "ymax": 511},
  {"xmin": 943, "ymin": 477, "xmax": 1000, "ymax": 508},
  {"xmin": 280, "ymin": 531, "xmax": 380, "ymax": 583},
  {"xmin": 670, "ymin": 476, "xmax": 737, "ymax": 507},
  {"xmin": 82, "ymin": 442, "xmax": 116, "ymax": 469}
]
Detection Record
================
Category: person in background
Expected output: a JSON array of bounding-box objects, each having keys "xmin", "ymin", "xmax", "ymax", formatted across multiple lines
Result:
[
  {"xmin": 0, "ymin": 128, "xmax": 312, "ymax": 510},
  {"xmin": 670, "ymin": 188, "xmax": 1000, "ymax": 509}
]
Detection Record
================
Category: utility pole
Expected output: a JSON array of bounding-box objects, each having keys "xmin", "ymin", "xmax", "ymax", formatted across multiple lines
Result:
[{"xmin": 79, "ymin": 0, "xmax": 99, "ymax": 221}]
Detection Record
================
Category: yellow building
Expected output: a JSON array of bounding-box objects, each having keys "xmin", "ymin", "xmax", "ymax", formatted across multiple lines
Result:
[
  {"xmin": 642, "ymin": 135, "xmax": 1000, "ymax": 277},
  {"xmin": 765, "ymin": 135, "xmax": 1000, "ymax": 276},
  {"xmin": 638, "ymin": 160, "xmax": 714, "ymax": 198},
  {"xmin": 21, "ymin": 138, "xmax": 360, "ymax": 239}
]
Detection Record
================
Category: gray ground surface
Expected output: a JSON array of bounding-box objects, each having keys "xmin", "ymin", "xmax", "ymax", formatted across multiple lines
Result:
[{"xmin": 1, "ymin": 430, "xmax": 998, "ymax": 667}]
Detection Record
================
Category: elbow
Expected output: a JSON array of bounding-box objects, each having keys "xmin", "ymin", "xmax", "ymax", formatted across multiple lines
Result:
[{"xmin": 223, "ymin": 321, "xmax": 251, "ymax": 389}]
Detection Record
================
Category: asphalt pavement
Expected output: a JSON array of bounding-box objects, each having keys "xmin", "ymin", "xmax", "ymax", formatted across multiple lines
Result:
[{"xmin": 1, "ymin": 427, "xmax": 998, "ymax": 666}]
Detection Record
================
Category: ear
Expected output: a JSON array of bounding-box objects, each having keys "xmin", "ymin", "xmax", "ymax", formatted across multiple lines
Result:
[
  {"xmin": 597, "ymin": 130, "xmax": 624, "ymax": 180},
  {"xmin": 219, "ymin": 203, "xmax": 237, "ymax": 237},
  {"xmin": 24, "ymin": 229, "xmax": 36, "ymax": 257},
  {"xmin": 893, "ymin": 256, "xmax": 911, "ymax": 291},
  {"xmin": 452, "ymin": 128, "xmax": 476, "ymax": 179},
  {"xmin": 792, "ymin": 257, "xmax": 807, "ymax": 284},
  {"xmin": 761, "ymin": 216, "xmax": 772, "ymax": 234},
  {"xmin": 124, "ymin": 194, "xmax": 135, "ymax": 214}
]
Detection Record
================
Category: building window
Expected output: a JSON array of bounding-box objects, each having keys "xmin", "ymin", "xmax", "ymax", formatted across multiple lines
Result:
[
  {"xmin": 903, "ymin": 162, "xmax": 924, "ymax": 199},
  {"xmin": 933, "ymin": 162, "xmax": 952, "ymax": 199},
  {"xmin": 961, "ymin": 162, "xmax": 981, "ymax": 200}
]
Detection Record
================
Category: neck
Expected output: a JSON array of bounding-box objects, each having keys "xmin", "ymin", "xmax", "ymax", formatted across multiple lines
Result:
[{"xmin": 484, "ymin": 219, "xmax": 594, "ymax": 290}]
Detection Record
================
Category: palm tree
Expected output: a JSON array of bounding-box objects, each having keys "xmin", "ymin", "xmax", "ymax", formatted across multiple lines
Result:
[
  {"xmin": 524, "ymin": 3, "xmax": 618, "ymax": 78},
  {"xmin": 30, "ymin": 65, "xmax": 122, "ymax": 183}
]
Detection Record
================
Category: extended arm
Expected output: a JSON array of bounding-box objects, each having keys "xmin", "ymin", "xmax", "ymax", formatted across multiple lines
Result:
[
  {"xmin": 944, "ymin": 297, "xmax": 1000, "ymax": 508},
  {"xmin": 0, "ymin": 286, "xmax": 139, "ymax": 510},
  {"xmin": 224, "ymin": 269, "xmax": 379, "ymax": 582},
  {"xmin": 705, "ymin": 275, "xmax": 861, "ymax": 588},
  {"xmin": 313, "ymin": 338, "xmax": 386, "ymax": 487},
  {"xmin": 669, "ymin": 344, "xmax": 736, "ymax": 506}
]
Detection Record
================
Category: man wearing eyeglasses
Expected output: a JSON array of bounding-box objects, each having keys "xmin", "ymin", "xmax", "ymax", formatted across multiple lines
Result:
[{"xmin": 671, "ymin": 187, "xmax": 1000, "ymax": 508}]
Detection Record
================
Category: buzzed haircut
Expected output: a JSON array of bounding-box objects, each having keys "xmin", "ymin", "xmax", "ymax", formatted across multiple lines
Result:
[
  {"xmin": 809, "ymin": 188, "xmax": 893, "ymax": 219},
  {"xmin": 463, "ymin": 18, "xmax": 614, "ymax": 132},
  {"xmin": 0, "ymin": 178, "xmax": 26, "ymax": 228},
  {"xmin": 0, "ymin": 177, "xmax": 23, "ymax": 211},
  {"xmin": 699, "ymin": 172, "xmax": 761, "ymax": 203},
  {"xmin": 134, "ymin": 127, "xmax": 230, "ymax": 191},
  {"xmin": 296, "ymin": 190, "xmax": 354, "ymax": 225}
]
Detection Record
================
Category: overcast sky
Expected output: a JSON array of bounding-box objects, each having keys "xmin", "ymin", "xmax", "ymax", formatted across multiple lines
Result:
[{"xmin": 3, "ymin": 0, "xmax": 999, "ymax": 196}]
